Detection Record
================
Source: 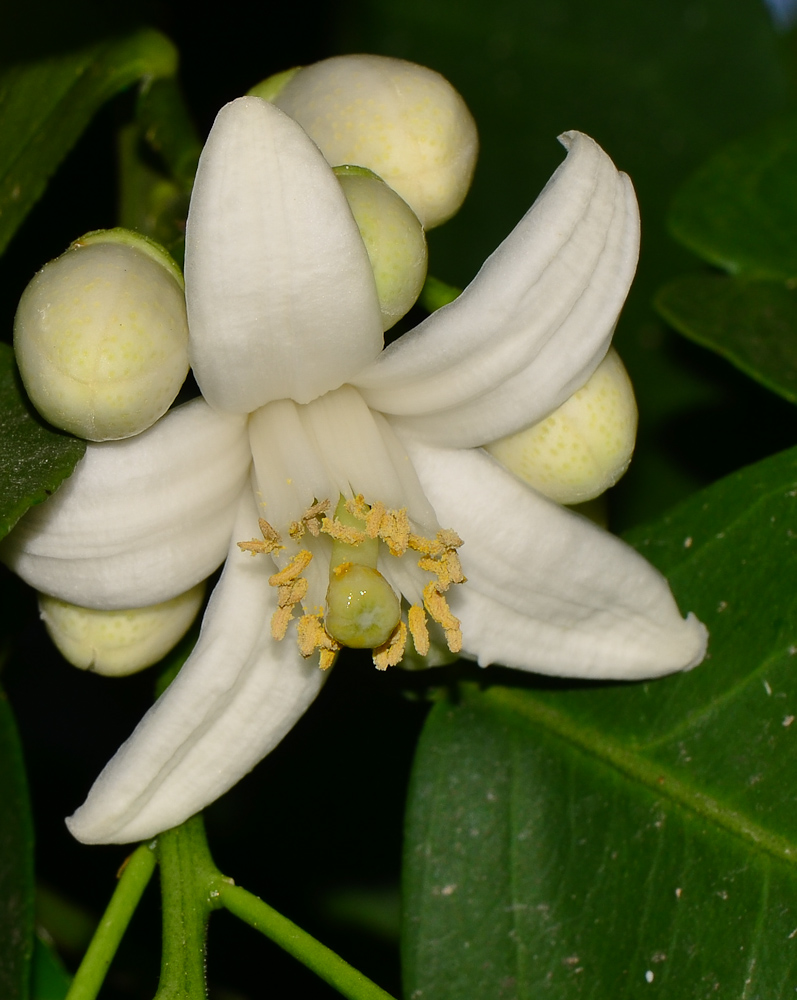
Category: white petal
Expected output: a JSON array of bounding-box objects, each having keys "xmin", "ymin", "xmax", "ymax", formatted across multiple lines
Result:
[
  {"xmin": 185, "ymin": 97, "xmax": 383, "ymax": 413},
  {"xmin": 66, "ymin": 490, "xmax": 327, "ymax": 844},
  {"xmin": 406, "ymin": 440, "xmax": 707, "ymax": 679},
  {"xmin": 354, "ymin": 132, "xmax": 640, "ymax": 447},
  {"xmin": 1, "ymin": 399, "xmax": 250, "ymax": 609}
]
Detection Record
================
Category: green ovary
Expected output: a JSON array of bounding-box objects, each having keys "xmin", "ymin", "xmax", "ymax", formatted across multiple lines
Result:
[{"xmin": 325, "ymin": 563, "xmax": 401, "ymax": 648}]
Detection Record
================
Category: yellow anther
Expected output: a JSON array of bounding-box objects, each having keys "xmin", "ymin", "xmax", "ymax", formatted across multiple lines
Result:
[
  {"xmin": 408, "ymin": 604, "xmax": 430, "ymax": 656},
  {"xmin": 289, "ymin": 520, "xmax": 305, "ymax": 541},
  {"xmin": 376, "ymin": 507, "xmax": 411, "ymax": 556},
  {"xmin": 423, "ymin": 582, "xmax": 462, "ymax": 653},
  {"xmin": 238, "ymin": 517, "xmax": 284, "ymax": 556},
  {"xmin": 373, "ymin": 620, "xmax": 408, "ymax": 671},
  {"xmin": 321, "ymin": 516, "xmax": 366, "ymax": 545},
  {"xmin": 268, "ymin": 550, "xmax": 313, "ymax": 587},
  {"xmin": 437, "ymin": 528, "xmax": 464, "ymax": 550},
  {"xmin": 271, "ymin": 604, "xmax": 295, "ymax": 641},
  {"xmin": 276, "ymin": 576, "xmax": 308, "ymax": 608},
  {"xmin": 364, "ymin": 500, "xmax": 386, "ymax": 539},
  {"xmin": 289, "ymin": 500, "xmax": 330, "ymax": 541},
  {"xmin": 296, "ymin": 613, "xmax": 341, "ymax": 669},
  {"xmin": 346, "ymin": 494, "xmax": 372, "ymax": 523}
]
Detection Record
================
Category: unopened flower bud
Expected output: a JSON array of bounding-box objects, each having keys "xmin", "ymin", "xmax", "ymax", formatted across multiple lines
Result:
[
  {"xmin": 39, "ymin": 582, "xmax": 205, "ymax": 676},
  {"xmin": 15, "ymin": 229, "xmax": 189, "ymax": 442},
  {"xmin": 485, "ymin": 349, "xmax": 638, "ymax": 505},
  {"xmin": 335, "ymin": 166, "xmax": 427, "ymax": 330},
  {"xmin": 264, "ymin": 55, "xmax": 478, "ymax": 229}
]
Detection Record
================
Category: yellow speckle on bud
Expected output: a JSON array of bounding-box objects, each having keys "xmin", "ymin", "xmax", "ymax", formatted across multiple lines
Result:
[
  {"xmin": 38, "ymin": 583, "xmax": 205, "ymax": 676},
  {"xmin": 335, "ymin": 166, "xmax": 427, "ymax": 331},
  {"xmin": 485, "ymin": 349, "xmax": 638, "ymax": 505},
  {"xmin": 14, "ymin": 229, "xmax": 189, "ymax": 441},
  {"xmin": 270, "ymin": 54, "xmax": 478, "ymax": 229}
]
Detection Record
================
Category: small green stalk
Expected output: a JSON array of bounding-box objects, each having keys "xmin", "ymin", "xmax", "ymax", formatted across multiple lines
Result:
[
  {"xmin": 64, "ymin": 842, "xmax": 157, "ymax": 1000},
  {"xmin": 218, "ymin": 882, "xmax": 397, "ymax": 1000},
  {"xmin": 153, "ymin": 816, "xmax": 221, "ymax": 1000}
]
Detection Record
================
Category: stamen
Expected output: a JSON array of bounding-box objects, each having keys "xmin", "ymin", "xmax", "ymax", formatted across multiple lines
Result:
[
  {"xmin": 297, "ymin": 613, "xmax": 340, "ymax": 670},
  {"xmin": 238, "ymin": 517, "xmax": 284, "ymax": 556},
  {"xmin": 408, "ymin": 604, "xmax": 430, "ymax": 656},
  {"xmin": 423, "ymin": 581, "xmax": 462, "ymax": 653},
  {"xmin": 373, "ymin": 620, "xmax": 408, "ymax": 671}
]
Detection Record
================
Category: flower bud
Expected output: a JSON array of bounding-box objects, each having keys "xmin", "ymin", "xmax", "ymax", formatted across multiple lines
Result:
[
  {"xmin": 266, "ymin": 55, "xmax": 478, "ymax": 229},
  {"xmin": 485, "ymin": 349, "xmax": 638, "ymax": 505},
  {"xmin": 38, "ymin": 582, "xmax": 205, "ymax": 676},
  {"xmin": 15, "ymin": 229, "xmax": 189, "ymax": 442},
  {"xmin": 334, "ymin": 166, "xmax": 427, "ymax": 330}
]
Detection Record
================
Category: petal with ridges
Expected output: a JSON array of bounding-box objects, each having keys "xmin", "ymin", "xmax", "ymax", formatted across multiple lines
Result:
[
  {"xmin": 405, "ymin": 439, "xmax": 707, "ymax": 679},
  {"xmin": 185, "ymin": 97, "xmax": 383, "ymax": 414},
  {"xmin": 0, "ymin": 398, "xmax": 249, "ymax": 609},
  {"xmin": 354, "ymin": 132, "xmax": 640, "ymax": 447},
  {"xmin": 66, "ymin": 489, "xmax": 328, "ymax": 844}
]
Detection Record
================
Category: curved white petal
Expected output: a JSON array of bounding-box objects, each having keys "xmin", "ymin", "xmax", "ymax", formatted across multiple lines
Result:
[
  {"xmin": 67, "ymin": 489, "xmax": 328, "ymax": 844},
  {"xmin": 354, "ymin": 132, "xmax": 640, "ymax": 447},
  {"xmin": 406, "ymin": 440, "xmax": 707, "ymax": 679},
  {"xmin": 1, "ymin": 399, "xmax": 250, "ymax": 609},
  {"xmin": 185, "ymin": 97, "xmax": 383, "ymax": 413}
]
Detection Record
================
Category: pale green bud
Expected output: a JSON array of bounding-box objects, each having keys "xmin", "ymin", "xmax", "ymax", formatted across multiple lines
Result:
[
  {"xmin": 334, "ymin": 166, "xmax": 427, "ymax": 330},
  {"xmin": 39, "ymin": 582, "xmax": 205, "ymax": 677},
  {"xmin": 485, "ymin": 349, "xmax": 638, "ymax": 505},
  {"xmin": 269, "ymin": 55, "xmax": 478, "ymax": 229},
  {"xmin": 14, "ymin": 229, "xmax": 189, "ymax": 442},
  {"xmin": 248, "ymin": 66, "xmax": 301, "ymax": 102}
]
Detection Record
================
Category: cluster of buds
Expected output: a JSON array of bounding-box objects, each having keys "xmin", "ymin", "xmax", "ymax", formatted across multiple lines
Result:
[{"xmin": 12, "ymin": 54, "xmax": 637, "ymax": 676}]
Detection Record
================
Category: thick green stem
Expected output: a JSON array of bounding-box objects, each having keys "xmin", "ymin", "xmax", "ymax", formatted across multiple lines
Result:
[
  {"xmin": 64, "ymin": 843, "xmax": 157, "ymax": 1000},
  {"xmin": 217, "ymin": 882, "xmax": 398, "ymax": 1000},
  {"xmin": 153, "ymin": 815, "xmax": 220, "ymax": 1000}
]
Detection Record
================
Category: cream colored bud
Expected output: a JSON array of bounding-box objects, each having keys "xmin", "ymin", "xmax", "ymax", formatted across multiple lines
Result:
[
  {"xmin": 335, "ymin": 166, "xmax": 427, "ymax": 330},
  {"xmin": 270, "ymin": 54, "xmax": 478, "ymax": 229},
  {"xmin": 485, "ymin": 349, "xmax": 638, "ymax": 505},
  {"xmin": 39, "ymin": 583, "xmax": 205, "ymax": 676},
  {"xmin": 15, "ymin": 229, "xmax": 189, "ymax": 442}
]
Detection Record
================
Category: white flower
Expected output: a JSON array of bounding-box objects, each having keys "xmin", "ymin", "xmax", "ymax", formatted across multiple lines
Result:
[{"xmin": 2, "ymin": 96, "xmax": 707, "ymax": 845}]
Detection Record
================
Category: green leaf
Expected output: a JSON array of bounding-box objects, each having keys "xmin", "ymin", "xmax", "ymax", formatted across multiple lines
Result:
[
  {"xmin": 403, "ymin": 445, "xmax": 797, "ymax": 998},
  {"xmin": 0, "ymin": 343, "xmax": 85, "ymax": 541},
  {"xmin": 669, "ymin": 115, "xmax": 797, "ymax": 280},
  {"xmin": 656, "ymin": 273, "xmax": 797, "ymax": 405},
  {"xmin": 0, "ymin": 27, "xmax": 177, "ymax": 256},
  {"xmin": 30, "ymin": 936, "xmax": 71, "ymax": 1000},
  {"xmin": 0, "ymin": 687, "xmax": 34, "ymax": 1000}
]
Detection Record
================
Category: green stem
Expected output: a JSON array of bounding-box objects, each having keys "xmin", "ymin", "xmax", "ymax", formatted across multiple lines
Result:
[
  {"xmin": 136, "ymin": 77, "xmax": 201, "ymax": 193},
  {"xmin": 64, "ymin": 843, "xmax": 157, "ymax": 1000},
  {"xmin": 153, "ymin": 815, "xmax": 221, "ymax": 1000},
  {"xmin": 217, "ymin": 882, "xmax": 398, "ymax": 1000}
]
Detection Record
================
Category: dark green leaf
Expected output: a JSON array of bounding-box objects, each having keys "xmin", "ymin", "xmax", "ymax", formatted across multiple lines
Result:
[
  {"xmin": 656, "ymin": 273, "xmax": 797, "ymax": 405},
  {"xmin": 403, "ymin": 445, "xmax": 797, "ymax": 998},
  {"xmin": 0, "ymin": 687, "xmax": 34, "ymax": 1000},
  {"xmin": 30, "ymin": 936, "xmax": 71, "ymax": 1000},
  {"xmin": 669, "ymin": 116, "xmax": 797, "ymax": 280},
  {"xmin": 0, "ymin": 28, "xmax": 177, "ymax": 256},
  {"xmin": 0, "ymin": 343, "xmax": 85, "ymax": 541}
]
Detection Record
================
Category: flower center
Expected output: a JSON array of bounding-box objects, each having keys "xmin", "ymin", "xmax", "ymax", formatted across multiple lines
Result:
[{"xmin": 237, "ymin": 493, "xmax": 465, "ymax": 670}]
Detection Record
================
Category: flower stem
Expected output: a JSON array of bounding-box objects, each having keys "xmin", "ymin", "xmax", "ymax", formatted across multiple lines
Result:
[
  {"xmin": 217, "ymin": 882, "xmax": 398, "ymax": 1000},
  {"xmin": 153, "ymin": 815, "xmax": 221, "ymax": 1000},
  {"xmin": 64, "ymin": 842, "xmax": 157, "ymax": 1000}
]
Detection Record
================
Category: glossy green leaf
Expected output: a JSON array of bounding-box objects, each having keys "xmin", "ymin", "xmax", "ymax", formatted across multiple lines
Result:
[
  {"xmin": 0, "ymin": 687, "xmax": 34, "ymax": 1000},
  {"xmin": 403, "ymin": 445, "xmax": 797, "ymax": 998},
  {"xmin": 0, "ymin": 343, "xmax": 85, "ymax": 542},
  {"xmin": 668, "ymin": 116, "xmax": 797, "ymax": 280},
  {"xmin": 0, "ymin": 27, "xmax": 176, "ymax": 256},
  {"xmin": 656, "ymin": 274, "xmax": 797, "ymax": 405}
]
